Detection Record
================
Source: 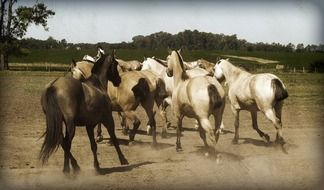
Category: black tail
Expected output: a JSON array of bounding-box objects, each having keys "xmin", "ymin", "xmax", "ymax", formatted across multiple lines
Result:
[
  {"xmin": 208, "ymin": 84, "xmax": 222, "ymax": 109},
  {"xmin": 39, "ymin": 86, "xmax": 63, "ymax": 165},
  {"xmin": 132, "ymin": 78, "xmax": 150, "ymax": 102},
  {"xmin": 272, "ymin": 79, "xmax": 288, "ymax": 101}
]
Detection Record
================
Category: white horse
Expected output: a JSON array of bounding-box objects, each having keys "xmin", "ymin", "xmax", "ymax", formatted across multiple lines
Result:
[
  {"xmin": 166, "ymin": 50, "xmax": 225, "ymax": 152},
  {"xmin": 214, "ymin": 59, "xmax": 288, "ymax": 145},
  {"xmin": 142, "ymin": 57, "xmax": 225, "ymax": 137}
]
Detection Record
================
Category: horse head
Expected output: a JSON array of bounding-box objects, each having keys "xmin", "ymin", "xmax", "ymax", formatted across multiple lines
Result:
[
  {"xmin": 166, "ymin": 50, "xmax": 188, "ymax": 80},
  {"xmin": 214, "ymin": 59, "xmax": 229, "ymax": 83}
]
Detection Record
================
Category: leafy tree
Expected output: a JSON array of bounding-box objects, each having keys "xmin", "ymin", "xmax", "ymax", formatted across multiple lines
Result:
[{"xmin": 0, "ymin": 0, "xmax": 54, "ymax": 70}]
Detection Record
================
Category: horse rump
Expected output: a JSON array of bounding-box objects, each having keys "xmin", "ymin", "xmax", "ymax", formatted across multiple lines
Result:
[
  {"xmin": 271, "ymin": 79, "xmax": 288, "ymax": 101},
  {"xmin": 208, "ymin": 84, "xmax": 222, "ymax": 109},
  {"xmin": 39, "ymin": 86, "xmax": 63, "ymax": 165},
  {"xmin": 132, "ymin": 78, "xmax": 150, "ymax": 101}
]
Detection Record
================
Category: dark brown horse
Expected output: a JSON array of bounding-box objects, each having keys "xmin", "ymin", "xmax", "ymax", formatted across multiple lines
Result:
[{"xmin": 40, "ymin": 51, "xmax": 128, "ymax": 174}]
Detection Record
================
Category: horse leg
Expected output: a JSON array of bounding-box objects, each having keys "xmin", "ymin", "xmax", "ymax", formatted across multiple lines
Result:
[
  {"xmin": 232, "ymin": 107, "xmax": 240, "ymax": 144},
  {"xmin": 124, "ymin": 111, "xmax": 141, "ymax": 142},
  {"xmin": 199, "ymin": 117, "xmax": 217, "ymax": 154},
  {"xmin": 198, "ymin": 125, "xmax": 208, "ymax": 148},
  {"xmin": 118, "ymin": 112, "xmax": 129, "ymax": 135},
  {"xmin": 102, "ymin": 116, "xmax": 129, "ymax": 165},
  {"xmin": 64, "ymin": 120, "xmax": 80, "ymax": 174},
  {"xmin": 264, "ymin": 108, "xmax": 285, "ymax": 145},
  {"xmin": 86, "ymin": 125, "xmax": 100, "ymax": 172},
  {"xmin": 274, "ymin": 101, "xmax": 285, "ymax": 144},
  {"xmin": 96, "ymin": 123, "xmax": 104, "ymax": 143},
  {"xmin": 61, "ymin": 130, "xmax": 71, "ymax": 174},
  {"xmin": 176, "ymin": 115, "xmax": 184, "ymax": 152},
  {"xmin": 141, "ymin": 99, "xmax": 157, "ymax": 146},
  {"xmin": 251, "ymin": 111, "xmax": 270, "ymax": 143},
  {"xmin": 160, "ymin": 97, "xmax": 171, "ymax": 138}
]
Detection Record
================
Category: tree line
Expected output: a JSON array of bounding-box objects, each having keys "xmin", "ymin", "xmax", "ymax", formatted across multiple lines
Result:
[{"xmin": 18, "ymin": 30, "xmax": 324, "ymax": 53}]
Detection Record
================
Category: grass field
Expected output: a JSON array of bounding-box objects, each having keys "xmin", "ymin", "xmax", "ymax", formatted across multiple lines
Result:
[{"xmin": 9, "ymin": 49, "xmax": 324, "ymax": 71}]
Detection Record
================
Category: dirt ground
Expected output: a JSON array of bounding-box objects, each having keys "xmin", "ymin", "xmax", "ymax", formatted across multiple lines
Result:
[{"xmin": 0, "ymin": 71, "xmax": 323, "ymax": 190}]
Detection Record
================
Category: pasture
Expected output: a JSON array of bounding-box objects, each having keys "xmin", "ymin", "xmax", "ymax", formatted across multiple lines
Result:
[
  {"xmin": 9, "ymin": 49, "xmax": 324, "ymax": 71},
  {"xmin": 0, "ymin": 71, "xmax": 323, "ymax": 189}
]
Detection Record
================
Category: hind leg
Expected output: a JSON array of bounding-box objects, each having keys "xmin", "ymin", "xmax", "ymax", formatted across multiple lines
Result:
[
  {"xmin": 199, "ymin": 117, "xmax": 217, "ymax": 153},
  {"xmin": 251, "ymin": 111, "xmax": 270, "ymax": 143},
  {"xmin": 175, "ymin": 115, "xmax": 184, "ymax": 151},
  {"xmin": 264, "ymin": 108, "xmax": 285, "ymax": 144},
  {"xmin": 96, "ymin": 123, "xmax": 103, "ymax": 143},
  {"xmin": 141, "ymin": 99, "xmax": 157, "ymax": 145},
  {"xmin": 62, "ymin": 120, "xmax": 80, "ymax": 174},
  {"xmin": 160, "ymin": 97, "xmax": 171, "ymax": 138},
  {"xmin": 86, "ymin": 125, "xmax": 100, "ymax": 171},
  {"xmin": 123, "ymin": 111, "xmax": 141, "ymax": 142},
  {"xmin": 118, "ymin": 112, "xmax": 129, "ymax": 135},
  {"xmin": 274, "ymin": 101, "xmax": 285, "ymax": 143},
  {"xmin": 102, "ymin": 115, "xmax": 129, "ymax": 165},
  {"xmin": 198, "ymin": 125, "xmax": 208, "ymax": 148}
]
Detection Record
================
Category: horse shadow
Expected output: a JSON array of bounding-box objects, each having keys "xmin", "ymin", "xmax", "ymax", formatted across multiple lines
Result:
[
  {"xmin": 239, "ymin": 137, "xmax": 272, "ymax": 147},
  {"xmin": 190, "ymin": 146, "xmax": 244, "ymax": 162},
  {"xmin": 97, "ymin": 161, "xmax": 155, "ymax": 175},
  {"xmin": 102, "ymin": 137, "xmax": 174, "ymax": 150}
]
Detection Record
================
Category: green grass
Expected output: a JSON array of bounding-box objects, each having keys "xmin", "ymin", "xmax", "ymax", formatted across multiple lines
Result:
[{"xmin": 8, "ymin": 48, "xmax": 324, "ymax": 71}]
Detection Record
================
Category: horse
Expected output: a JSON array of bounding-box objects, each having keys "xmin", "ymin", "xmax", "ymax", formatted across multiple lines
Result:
[
  {"xmin": 141, "ymin": 57, "xmax": 225, "ymax": 136},
  {"xmin": 197, "ymin": 58, "xmax": 215, "ymax": 76},
  {"xmin": 116, "ymin": 58, "xmax": 142, "ymax": 72},
  {"xmin": 40, "ymin": 51, "xmax": 128, "ymax": 174},
  {"xmin": 166, "ymin": 50, "xmax": 225, "ymax": 153},
  {"xmin": 214, "ymin": 59, "xmax": 288, "ymax": 146},
  {"xmin": 71, "ymin": 56, "xmax": 167, "ymax": 145}
]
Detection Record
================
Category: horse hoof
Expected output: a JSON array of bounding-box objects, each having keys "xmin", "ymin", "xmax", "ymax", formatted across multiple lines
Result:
[
  {"xmin": 96, "ymin": 135, "xmax": 104, "ymax": 143},
  {"xmin": 122, "ymin": 128, "xmax": 129, "ymax": 135},
  {"xmin": 128, "ymin": 141, "xmax": 135, "ymax": 146},
  {"xmin": 121, "ymin": 158, "xmax": 129, "ymax": 165},
  {"xmin": 263, "ymin": 134, "xmax": 270, "ymax": 143},
  {"xmin": 166, "ymin": 122, "xmax": 172, "ymax": 129},
  {"xmin": 72, "ymin": 166, "xmax": 81, "ymax": 175},
  {"xmin": 204, "ymin": 152, "xmax": 209, "ymax": 157},
  {"xmin": 63, "ymin": 168, "xmax": 70, "ymax": 174},
  {"xmin": 161, "ymin": 131, "xmax": 167, "ymax": 138},
  {"xmin": 232, "ymin": 139, "xmax": 239, "ymax": 144},
  {"xmin": 176, "ymin": 147, "xmax": 183, "ymax": 152}
]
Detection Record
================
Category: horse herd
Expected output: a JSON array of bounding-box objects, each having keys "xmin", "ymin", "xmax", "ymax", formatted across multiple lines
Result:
[{"xmin": 39, "ymin": 47, "xmax": 288, "ymax": 175}]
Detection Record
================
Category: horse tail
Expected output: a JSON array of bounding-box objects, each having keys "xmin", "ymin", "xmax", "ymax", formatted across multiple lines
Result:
[
  {"xmin": 271, "ymin": 78, "xmax": 288, "ymax": 101},
  {"xmin": 39, "ymin": 86, "xmax": 63, "ymax": 165},
  {"xmin": 132, "ymin": 78, "xmax": 150, "ymax": 102},
  {"xmin": 208, "ymin": 84, "xmax": 222, "ymax": 109}
]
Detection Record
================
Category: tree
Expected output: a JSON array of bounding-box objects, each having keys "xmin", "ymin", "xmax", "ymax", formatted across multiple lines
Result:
[{"xmin": 0, "ymin": 0, "xmax": 54, "ymax": 70}]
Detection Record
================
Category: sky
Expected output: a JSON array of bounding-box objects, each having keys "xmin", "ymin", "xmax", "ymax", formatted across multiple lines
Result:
[{"xmin": 20, "ymin": 0, "xmax": 324, "ymax": 45}]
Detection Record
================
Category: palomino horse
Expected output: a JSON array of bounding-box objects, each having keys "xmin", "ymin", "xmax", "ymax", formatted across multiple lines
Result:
[
  {"xmin": 72, "ymin": 56, "xmax": 167, "ymax": 145},
  {"xmin": 197, "ymin": 58, "xmax": 215, "ymax": 76},
  {"xmin": 214, "ymin": 59, "xmax": 288, "ymax": 146},
  {"xmin": 40, "ymin": 52, "xmax": 128, "ymax": 174},
  {"xmin": 116, "ymin": 58, "xmax": 142, "ymax": 72},
  {"xmin": 166, "ymin": 50, "xmax": 225, "ymax": 152},
  {"xmin": 142, "ymin": 57, "xmax": 225, "ymax": 136}
]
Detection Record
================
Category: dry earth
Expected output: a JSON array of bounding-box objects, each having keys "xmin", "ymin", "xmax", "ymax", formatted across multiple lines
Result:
[{"xmin": 0, "ymin": 71, "xmax": 323, "ymax": 190}]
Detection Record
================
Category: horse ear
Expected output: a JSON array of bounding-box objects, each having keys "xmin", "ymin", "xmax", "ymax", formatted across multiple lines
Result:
[
  {"xmin": 167, "ymin": 47, "xmax": 172, "ymax": 54},
  {"xmin": 111, "ymin": 49, "xmax": 116, "ymax": 58},
  {"xmin": 143, "ymin": 56, "xmax": 147, "ymax": 61},
  {"xmin": 226, "ymin": 58, "xmax": 230, "ymax": 61},
  {"xmin": 178, "ymin": 48, "xmax": 182, "ymax": 53},
  {"xmin": 71, "ymin": 59, "xmax": 76, "ymax": 67}
]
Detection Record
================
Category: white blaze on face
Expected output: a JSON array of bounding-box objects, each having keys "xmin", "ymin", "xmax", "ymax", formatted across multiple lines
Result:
[{"xmin": 214, "ymin": 63, "xmax": 224, "ymax": 79}]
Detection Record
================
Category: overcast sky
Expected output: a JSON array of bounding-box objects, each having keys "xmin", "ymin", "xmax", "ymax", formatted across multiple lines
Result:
[{"xmin": 21, "ymin": 0, "xmax": 324, "ymax": 45}]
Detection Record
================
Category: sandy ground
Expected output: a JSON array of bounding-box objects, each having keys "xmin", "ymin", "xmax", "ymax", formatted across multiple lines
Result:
[{"xmin": 0, "ymin": 72, "xmax": 323, "ymax": 190}]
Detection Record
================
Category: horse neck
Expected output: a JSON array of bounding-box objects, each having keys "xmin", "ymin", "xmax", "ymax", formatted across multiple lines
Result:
[
  {"xmin": 149, "ymin": 59, "xmax": 166, "ymax": 74},
  {"xmin": 171, "ymin": 55, "xmax": 188, "ymax": 87},
  {"xmin": 222, "ymin": 62, "xmax": 250, "ymax": 86}
]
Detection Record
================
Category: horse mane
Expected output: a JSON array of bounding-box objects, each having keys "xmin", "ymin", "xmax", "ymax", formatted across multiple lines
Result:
[
  {"xmin": 175, "ymin": 51, "xmax": 189, "ymax": 80},
  {"xmin": 153, "ymin": 57, "xmax": 167, "ymax": 67},
  {"xmin": 91, "ymin": 53, "xmax": 107, "ymax": 74}
]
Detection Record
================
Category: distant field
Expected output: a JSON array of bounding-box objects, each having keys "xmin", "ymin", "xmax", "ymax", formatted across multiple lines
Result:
[{"xmin": 9, "ymin": 48, "xmax": 324, "ymax": 71}]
